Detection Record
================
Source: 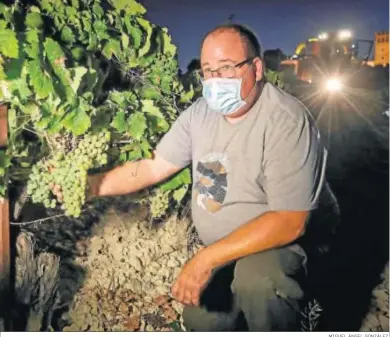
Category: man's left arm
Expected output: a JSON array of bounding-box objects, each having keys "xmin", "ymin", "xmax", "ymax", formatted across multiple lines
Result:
[{"xmin": 172, "ymin": 106, "xmax": 327, "ymax": 305}]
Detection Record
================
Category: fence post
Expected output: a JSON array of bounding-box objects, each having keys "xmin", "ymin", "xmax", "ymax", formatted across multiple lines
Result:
[{"xmin": 0, "ymin": 104, "xmax": 10, "ymax": 331}]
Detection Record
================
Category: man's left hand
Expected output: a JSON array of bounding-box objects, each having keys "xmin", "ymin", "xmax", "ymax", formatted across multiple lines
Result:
[{"xmin": 171, "ymin": 249, "xmax": 214, "ymax": 306}]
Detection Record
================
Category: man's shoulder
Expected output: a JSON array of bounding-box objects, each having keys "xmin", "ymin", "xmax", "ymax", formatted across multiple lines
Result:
[
  {"xmin": 180, "ymin": 97, "xmax": 209, "ymax": 117},
  {"xmin": 263, "ymin": 83, "xmax": 312, "ymax": 125}
]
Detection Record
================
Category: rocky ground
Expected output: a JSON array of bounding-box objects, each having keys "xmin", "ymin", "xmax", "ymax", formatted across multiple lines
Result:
[
  {"xmin": 57, "ymin": 203, "xmax": 389, "ymax": 332},
  {"xmin": 61, "ymin": 204, "xmax": 202, "ymax": 332}
]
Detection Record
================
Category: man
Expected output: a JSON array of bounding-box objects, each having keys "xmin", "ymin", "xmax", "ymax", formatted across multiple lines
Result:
[{"xmin": 55, "ymin": 24, "xmax": 340, "ymax": 331}]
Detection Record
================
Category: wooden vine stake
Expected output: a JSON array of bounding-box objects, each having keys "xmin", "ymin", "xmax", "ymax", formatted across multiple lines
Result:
[{"xmin": 0, "ymin": 104, "xmax": 10, "ymax": 331}]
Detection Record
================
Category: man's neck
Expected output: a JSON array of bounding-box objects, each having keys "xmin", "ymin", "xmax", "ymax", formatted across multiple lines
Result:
[{"xmin": 225, "ymin": 80, "xmax": 265, "ymax": 124}]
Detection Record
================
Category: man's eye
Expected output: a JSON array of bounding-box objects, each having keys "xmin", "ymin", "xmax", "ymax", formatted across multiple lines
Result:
[{"xmin": 221, "ymin": 65, "xmax": 232, "ymax": 71}]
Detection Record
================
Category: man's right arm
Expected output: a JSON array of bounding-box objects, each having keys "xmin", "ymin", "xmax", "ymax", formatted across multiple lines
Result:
[{"xmin": 87, "ymin": 150, "xmax": 182, "ymax": 198}]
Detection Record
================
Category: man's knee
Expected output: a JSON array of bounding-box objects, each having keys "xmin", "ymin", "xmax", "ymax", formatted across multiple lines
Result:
[
  {"xmin": 182, "ymin": 305, "xmax": 237, "ymax": 331},
  {"xmin": 232, "ymin": 247, "xmax": 306, "ymax": 302}
]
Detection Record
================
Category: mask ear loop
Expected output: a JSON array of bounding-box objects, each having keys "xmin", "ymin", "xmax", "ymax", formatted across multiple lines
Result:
[{"xmin": 242, "ymin": 63, "xmax": 259, "ymax": 102}]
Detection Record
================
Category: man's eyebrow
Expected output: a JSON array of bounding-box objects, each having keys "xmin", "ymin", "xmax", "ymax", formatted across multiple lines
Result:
[{"xmin": 201, "ymin": 59, "xmax": 236, "ymax": 67}]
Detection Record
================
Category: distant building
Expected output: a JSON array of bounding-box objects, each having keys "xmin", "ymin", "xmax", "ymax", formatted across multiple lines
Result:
[{"xmin": 374, "ymin": 31, "xmax": 389, "ymax": 66}]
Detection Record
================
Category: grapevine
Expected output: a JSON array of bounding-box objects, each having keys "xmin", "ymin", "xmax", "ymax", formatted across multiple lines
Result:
[{"xmin": 0, "ymin": 0, "xmax": 197, "ymax": 218}]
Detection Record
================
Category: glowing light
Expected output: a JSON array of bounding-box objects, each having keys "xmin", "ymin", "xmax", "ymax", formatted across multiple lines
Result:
[
  {"xmin": 319, "ymin": 32, "xmax": 329, "ymax": 40},
  {"xmin": 338, "ymin": 30, "xmax": 352, "ymax": 40},
  {"xmin": 325, "ymin": 78, "xmax": 343, "ymax": 92}
]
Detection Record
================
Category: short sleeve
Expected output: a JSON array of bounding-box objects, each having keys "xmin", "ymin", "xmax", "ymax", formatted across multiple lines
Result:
[
  {"xmin": 263, "ymin": 106, "xmax": 327, "ymax": 211},
  {"xmin": 155, "ymin": 104, "xmax": 193, "ymax": 169}
]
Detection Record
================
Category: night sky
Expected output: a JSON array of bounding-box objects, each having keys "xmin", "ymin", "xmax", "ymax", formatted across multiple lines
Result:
[{"xmin": 141, "ymin": 0, "xmax": 389, "ymax": 70}]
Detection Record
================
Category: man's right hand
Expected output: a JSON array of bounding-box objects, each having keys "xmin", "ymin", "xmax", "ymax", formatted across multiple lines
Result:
[{"xmin": 49, "ymin": 175, "xmax": 100, "ymax": 204}]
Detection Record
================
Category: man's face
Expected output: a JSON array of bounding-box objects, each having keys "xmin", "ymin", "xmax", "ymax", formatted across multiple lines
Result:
[{"xmin": 200, "ymin": 29, "xmax": 263, "ymax": 111}]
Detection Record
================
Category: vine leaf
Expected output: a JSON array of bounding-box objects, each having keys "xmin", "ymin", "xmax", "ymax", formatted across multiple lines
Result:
[
  {"xmin": 111, "ymin": 110, "xmax": 127, "ymax": 133},
  {"xmin": 62, "ymin": 105, "xmax": 91, "ymax": 135},
  {"xmin": 128, "ymin": 111, "xmax": 147, "ymax": 140},
  {"xmin": 0, "ymin": 150, "xmax": 11, "ymax": 176},
  {"xmin": 109, "ymin": 0, "xmax": 146, "ymax": 15},
  {"xmin": 0, "ymin": 27, "xmax": 19, "ymax": 58},
  {"xmin": 173, "ymin": 185, "xmax": 188, "ymax": 203},
  {"xmin": 25, "ymin": 12, "xmax": 44, "ymax": 29},
  {"xmin": 142, "ymin": 99, "xmax": 169, "ymax": 132},
  {"xmin": 61, "ymin": 26, "xmax": 75, "ymax": 44},
  {"xmin": 160, "ymin": 168, "xmax": 191, "ymax": 191},
  {"xmin": 102, "ymin": 38, "xmax": 121, "ymax": 59},
  {"xmin": 25, "ymin": 29, "xmax": 40, "ymax": 59},
  {"xmin": 28, "ymin": 60, "xmax": 54, "ymax": 99},
  {"xmin": 70, "ymin": 66, "xmax": 88, "ymax": 93},
  {"xmin": 161, "ymin": 28, "xmax": 177, "ymax": 57},
  {"xmin": 137, "ymin": 18, "xmax": 152, "ymax": 57}
]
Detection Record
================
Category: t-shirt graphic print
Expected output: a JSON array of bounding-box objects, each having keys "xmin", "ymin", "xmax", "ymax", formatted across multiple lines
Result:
[{"xmin": 193, "ymin": 152, "xmax": 230, "ymax": 214}]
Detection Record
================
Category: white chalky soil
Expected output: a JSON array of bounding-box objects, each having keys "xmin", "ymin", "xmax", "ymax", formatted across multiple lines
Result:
[{"xmin": 62, "ymin": 204, "xmax": 202, "ymax": 332}]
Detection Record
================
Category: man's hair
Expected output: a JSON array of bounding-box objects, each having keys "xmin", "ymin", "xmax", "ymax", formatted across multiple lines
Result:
[{"xmin": 201, "ymin": 23, "xmax": 262, "ymax": 59}]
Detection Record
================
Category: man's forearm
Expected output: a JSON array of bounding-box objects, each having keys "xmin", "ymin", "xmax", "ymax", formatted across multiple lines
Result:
[
  {"xmin": 202, "ymin": 210, "xmax": 308, "ymax": 269},
  {"xmin": 88, "ymin": 159, "xmax": 160, "ymax": 198}
]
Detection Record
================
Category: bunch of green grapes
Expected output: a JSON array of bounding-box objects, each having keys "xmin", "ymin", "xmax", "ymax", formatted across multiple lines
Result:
[
  {"xmin": 149, "ymin": 189, "xmax": 170, "ymax": 219},
  {"xmin": 27, "ymin": 129, "xmax": 111, "ymax": 217}
]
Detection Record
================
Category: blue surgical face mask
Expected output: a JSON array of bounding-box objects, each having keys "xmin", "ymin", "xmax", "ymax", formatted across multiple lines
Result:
[{"xmin": 202, "ymin": 77, "xmax": 247, "ymax": 115}]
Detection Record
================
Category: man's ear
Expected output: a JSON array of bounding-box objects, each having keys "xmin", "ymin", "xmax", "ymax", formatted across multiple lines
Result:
[{"xmin": 254, "ymin": 57, "xmax": 264, "ymax": 82}]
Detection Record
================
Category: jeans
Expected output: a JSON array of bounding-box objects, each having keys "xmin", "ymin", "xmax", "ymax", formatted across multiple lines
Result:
[{"xmin": 182, "ymin": 244, "xmax": 308, "ymax": 331}]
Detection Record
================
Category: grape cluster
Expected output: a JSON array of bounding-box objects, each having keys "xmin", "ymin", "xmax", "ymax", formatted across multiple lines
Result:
[
  {"xmin": 149, "ymin": 189, "xmax": 170, "ymax": 219},
  {"xmin": 27, "ymin": 130, "xmax": 111, "ymax": 217}
]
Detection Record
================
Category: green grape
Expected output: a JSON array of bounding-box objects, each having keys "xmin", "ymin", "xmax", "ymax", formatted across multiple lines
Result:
[{"xmin": 26, "ymin": 130, "xmax": 111, "ymax": 218}]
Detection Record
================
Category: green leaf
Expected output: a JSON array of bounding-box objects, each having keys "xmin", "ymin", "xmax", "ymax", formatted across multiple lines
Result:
[
  {"xmin": 109, "ymin": 0, "xmax": 146, "ymax": 15},
  {"xmin": 71, "ymin": 47, "xmax": 84, "ymax": 61},
  {"xmin": 92, "ymin": 4, "xmax": 104, "ymax": 17},
  {"xmin": 128, "ymin": 112, "xmax": 147, "ymax": 140},
  {"xmin": 0, "ymin": 20, "xmax": 7, "ymax": 29},
  {"xmin": 93, "ymin": 20, "xmax": 109, "ymax": 40},
  {"xmin": 140, "ymin": 137, "xmax": 152, "ymax": 158},
  {"xmin": 111, "ymin": 110, "xmax": 127, "ymax": 133},
  {"xmin": 160, "ymin": 168, "xmax": 191, "ymax": 191},
  {"xmin": 102, "ymin": 38, "xmax": 121, "ymax": 59},
  {"xmin": 10, "ymin": 77, "xmax": 33, "ymax": 100},
  {"xmin": 121, "ymin": 33, "xmax": 129, "ymax": 49},
  {"xmin": 61, "ymin": 26, "xmax": 75, "ymax": 44},
  {"xmin": 180, "ymin": 85, "xmax": 194, "ymax": 104},
  {"xmin": 0, "ymin": 150, "xmax": 11, "ymax": 177},
  {"xmin": 142, "ymin": 99, "xmax": 169, "ymax": 132},
  {"xmin": 108, "ymin": 90, "xmax": 126, "ymax": 107},
  {"xmin": 44, "ymin": 38, "xmax": 65, "ymax": 63},
  {"xmin": 141, "ymin": 86, "xmax": 161, "ymax": 100},
  {"xmin": 161, "ymin": 28, "xmax": 177, "ymax": 57},
  {"xmin": 124, "ymin": 18, "xmax": 142, "ymax": 50},
  {"xmin": 0, "ymin": 4, "xmax": 11, "ymax": 22},
  {"xmin": 137, "ymin": 18, "xmax": 152, "ymax": 57},
  {"xmin": 173, "ymin": 185, "xmax": 188, "ymax": 203},
  {"xmin": 26, "ymin": 12, "xmax": 44, "ymax": 29},
  {"xmin": 25, "ymin": 30, "xmax": 40, "ymax": 59},
  {"xmin": 70, "ymin": 66, "xmax": 88, "ymax": 93},
  {"xmin": 28, "ymin": 60, "xmax": 54, "ymax": 99},
  {"xmin": 7, "ymin": 108, "xmax": 16, "ymax": 128},
  {"xmin": 91, "ymin": 105, "xmax": 112, "ymax": 132},
  {"xmin": 0, "ymin": 27, "xmax": 18, "ymax": 58},
  {"xmin": 5, "ymin": 49, "xmax": 25, "ymax": 80},
  {"xmin": 62, "ymin": 105, "xmax": 91, "ymax": 135}
]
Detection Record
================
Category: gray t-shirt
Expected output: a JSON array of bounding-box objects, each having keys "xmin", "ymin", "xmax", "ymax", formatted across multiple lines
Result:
[{"xmin": 156, "ymin": 83, "xmax": 339, "ymax": 247}]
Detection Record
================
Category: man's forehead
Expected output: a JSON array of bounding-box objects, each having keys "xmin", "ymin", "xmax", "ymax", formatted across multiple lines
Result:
[{"xmin": 201, "ymin": 30, "xmax": 247, "ymax": 64}]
